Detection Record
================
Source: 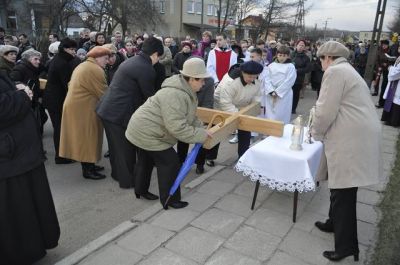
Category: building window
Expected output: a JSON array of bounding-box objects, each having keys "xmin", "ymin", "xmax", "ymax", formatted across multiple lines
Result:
[
  {"xmin": 160, "ymin": 0, "xmax": 165, "ymax": 13},
  {"xmin": 7, "ymin": 11, "xmax": 17, "ymax": 30},
  {"xmin": 207, "ymin": 4, "xmax": 213, "ymax": 15},
  {"xmin": 195, "ymin": 2, "xmax": 202, "ymax": 14},
  {"xmin": 214, "ymin": 5, "xmax": 218, "ymax": 16},
  {"xmin": 187, "ymin": 1, "xmax": 195, "ymax": 13}
]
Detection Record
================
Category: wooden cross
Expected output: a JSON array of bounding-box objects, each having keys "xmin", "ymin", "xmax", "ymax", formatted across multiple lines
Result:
[
  {"xmin": 40, "ymin": 78, "xmax": 283, "ymax": 148},
  {"xmin": 197, "ymin": 102, "xmax": 284, "ymax": 149}
]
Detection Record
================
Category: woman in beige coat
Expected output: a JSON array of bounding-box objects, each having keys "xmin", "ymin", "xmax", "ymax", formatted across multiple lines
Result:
[
  {"xmin": 59, "ymin": 46, "xmax": 111, "ymax": 180},
  {"xmin": 311, "ymin": 41, "xmax": 381, "ymax": 262}
]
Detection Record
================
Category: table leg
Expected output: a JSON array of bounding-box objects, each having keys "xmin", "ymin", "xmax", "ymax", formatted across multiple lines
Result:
[
  {"xmin": 251, "ymin": 180, "xmax": 260, "ymax": 210},
  {"xmin": 293, "ymin": 190, "xmax": 299, "ymax": 223}
]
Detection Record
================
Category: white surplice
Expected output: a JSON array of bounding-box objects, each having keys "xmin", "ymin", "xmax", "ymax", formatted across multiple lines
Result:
[{"xmin": 263, "ymin": 62, "xmax": 297, "ymax": 124}]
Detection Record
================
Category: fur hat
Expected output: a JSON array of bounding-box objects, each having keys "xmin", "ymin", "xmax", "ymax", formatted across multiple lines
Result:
[
  {"xmin": 59, "ymin": 37, "xmax": 77, "ymax": 52},
  {"xmin": 141, "ymin": 36, "xmax": 164, "ymax": 56},
  {"xmin": 240, "ymin": 60, "xmax": 264, "ymax": 75},
  {"xmin": 87, "ymin": 46, "xmax": 111, "ymax": 58},
  {"xmin": 317, "ymin": 41, "xmax": 350, "ymax": 58},
  {"xmin": 180, "ymin": 57, "xmax": 210, "ymax": 78},
  {"xmin": 21, "ymin": 49, "xmax": 41, "ymax": 60},
  {"xmin": 48, "ymin": 41, "xmax": 61, "ymax": 54},
  {"xmin": 0, "ymin": 45, "xmax": 18, "ymax": 56}
]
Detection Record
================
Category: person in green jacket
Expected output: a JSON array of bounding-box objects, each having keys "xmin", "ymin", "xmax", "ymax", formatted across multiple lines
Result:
[{"xmin": 125, "ymin": 57, "xmax": 212, "ymax": 209}]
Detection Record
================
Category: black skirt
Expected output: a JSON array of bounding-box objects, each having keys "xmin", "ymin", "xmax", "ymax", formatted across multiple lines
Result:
[
  {"xmin": 0, "ymin": 164, "xmax": 60, "ymax": 265},
  {"xmin": 381, "ymin": 103, "xmax": 400, "ymax": 127}
]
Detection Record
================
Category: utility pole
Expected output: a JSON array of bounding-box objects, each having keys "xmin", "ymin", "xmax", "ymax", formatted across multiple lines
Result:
[
  {"xmin": 364, "ymin": 0, "xmax": 388, "ymax": 86},
  {"xmin": 200, "ymin": 0, "xmax": 204, "ymax": 34},
  {"xmin": 323, "ymin": 18, "xmax": 331, "ymax": 41},
  {"xmin": 293, "ymin": 0, "xmax": 306, "ymax": 39}
]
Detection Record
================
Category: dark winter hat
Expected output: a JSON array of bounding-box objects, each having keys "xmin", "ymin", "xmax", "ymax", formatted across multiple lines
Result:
[
  {"xmin": 240, "ymin": 60, "xmax": 264, "ymax": 75},
  {"xmin": 59, "ymin": 37, "xmax": 77, "ymax": 52},
  {"xmin": 181, "ymin": 42, "xmax": 192, "ymax": 49},
  {"xmin": 380, "ymin": 39, "xmax": 389, "ymax": 45},
  {"xmin": 141, "ymin": 36, "xmax": 164, "ymax": 56},
  {"xmin": 296, "ymin": 39, "xmax": 306, "ymax": 46}
]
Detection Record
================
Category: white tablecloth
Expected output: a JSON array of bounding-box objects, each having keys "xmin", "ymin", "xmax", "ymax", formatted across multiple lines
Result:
[{"xmin": 235, "ymin": 124, "xmax": 323, "ymax": 192}]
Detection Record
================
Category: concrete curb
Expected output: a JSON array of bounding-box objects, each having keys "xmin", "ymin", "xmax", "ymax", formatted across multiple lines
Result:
[{"xmin": 55, "ymin": 221, "xmax": 138, "ymax": 265}]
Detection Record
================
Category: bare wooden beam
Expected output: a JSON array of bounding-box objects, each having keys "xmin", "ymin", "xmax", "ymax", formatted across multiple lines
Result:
[{"xmin": 238, "ymin": 116, "xmax": 284, "ymax": 137}]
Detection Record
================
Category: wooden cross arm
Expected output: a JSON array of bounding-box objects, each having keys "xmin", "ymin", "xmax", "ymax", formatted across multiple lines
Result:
[
  {"xmin": 199, "ymin": 102, "xmax": 284, "ymax": 149},
  {"xmin": 197, "ymin": 102, "xmax": 262, "ymax": 124},
  {"xmin": 238, "ymin": 116, "xmax": 283, "ymax": 137},
  {"xmin": 39, "ymin": 78, "xmax": 47, "ymax": 90}
]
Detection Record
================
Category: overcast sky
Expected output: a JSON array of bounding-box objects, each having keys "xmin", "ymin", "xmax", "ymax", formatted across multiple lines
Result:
[{"xmin": 304, "ymin": 0, "xmax": 398, "ymax": 32}]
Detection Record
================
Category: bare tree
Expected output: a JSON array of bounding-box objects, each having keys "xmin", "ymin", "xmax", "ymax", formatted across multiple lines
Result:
[
  {"xmin": 215, "ymin": 0, "xmax": 235, "ymax": 33},
  {"xmin": 43, "ymin": 0, "xmax": 79, "ymax": 36},
  {"xmin": 74, "ymin": 0, "xmax": 161, "ymax": 37},
  {"xmin": 233, "ymin": 0, "xmax": 260, "ymax": 40},
  {"xmin": 256, "ymin": 0, "xmax": 298, "ymax": 40}
]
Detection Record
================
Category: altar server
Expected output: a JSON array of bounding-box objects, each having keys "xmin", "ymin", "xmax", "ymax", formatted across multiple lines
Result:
[
  {"xmin": 263, "ymin": 45, "xmax": 297, "ymax": 124},
  {"xmin": 312, "ymin": 41, "xmax": 381, "ymax": 262}
]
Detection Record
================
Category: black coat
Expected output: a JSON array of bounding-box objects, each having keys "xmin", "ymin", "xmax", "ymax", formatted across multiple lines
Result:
[
  {"xmin": 172, "ymin": 52, "xmax": 191, "ymax": 74},
  {"xmin": 96, "ymin": 52, "xmax": 156, "ymax": 128},
  {"xmin": 10, "ymin": 59, "xmax": 42, "ymax": 104},
  {"xmin": 43, "ymin": 51, "xmax": 80, "ymax": 111},
  {"xmin": 153, "ymin": 62, "xmax": 166, "ymax": 92},
  {"xmin": 197, "ymin": 77, "xmax": 214, "ymax": 108},
  {"xmin": 0, "ymin": 73, "xmax": 44, "ymax": 179},
  {"xmin": 311, "ymin": 57, "xmax": 324, "ymax": 84},
  {"xmin": 291, "ymin": 51, "xmax": 311, "ymax": 85}
]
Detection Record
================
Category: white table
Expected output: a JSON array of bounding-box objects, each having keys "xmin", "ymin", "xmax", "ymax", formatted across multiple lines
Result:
[{"xmin": 235, "ymin": 124, "xmax": 323, "ymax": 222}]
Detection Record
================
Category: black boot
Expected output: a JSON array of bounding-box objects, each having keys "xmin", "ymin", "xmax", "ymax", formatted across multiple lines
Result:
[{"xmin": 81, "ymin": 162, "xmax": 106, "ymax": 180}]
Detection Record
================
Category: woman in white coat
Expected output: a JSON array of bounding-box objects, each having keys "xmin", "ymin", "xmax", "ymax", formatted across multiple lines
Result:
[
  {"xmin": 312, "ymin": 41, "xmax": 381, "ymax": 262},
  {"xmin": 264, "ymin": 45, "xmax": 297, "ymax": 124},
  {"xmin": 214, "ymin": 60, "xmax": 263, "ymax": 157}
]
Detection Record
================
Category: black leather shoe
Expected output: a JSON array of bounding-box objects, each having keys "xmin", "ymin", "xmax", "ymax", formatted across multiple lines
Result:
[
  {"xmin": 196, "ymin": 165, "xmax": 205, "ymax": 174},
  {"xmin": 94, "ymin": 165, "xmax": 105, "ymax": 171},
  {"xmin": 135, "ymin": 192, "xmax": 159, "ymax": 200},
  {"xmin": 371, "ymin": 92, "xmax": 378, "ymax": 96},
  {"xmin": 206, "ymin": 160, "xmax": 215, "ymax": 167},
  {"xmin": 168, "ymin": 201, "xmax": 189, "ymax": 209},
  {"xmin": 323, "ymin": 251, "xmax": 359, "ymax": 262},
  {"xmin": 83, "ymin": 170, "xmax": 106, "ymax": 180},
  {"xmin": 315, "ymin": 221, "xmax": 333, "ymax": 233},
  {"xmin": 104, "ymin": 151, "xmax": 110, "ymax": 158},
  {"xmin": 55, "ymin": 157, "xmax": 75, "ymax": 164},
  {"xmin": 375, "ymin": 104, "xmax": 383, "ymax": 108}
]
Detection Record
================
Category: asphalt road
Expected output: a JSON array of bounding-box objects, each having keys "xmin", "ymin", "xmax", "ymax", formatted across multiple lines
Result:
[{"xmin": 34, "ymin": 86, "xmax": 320, "ymax": 264}]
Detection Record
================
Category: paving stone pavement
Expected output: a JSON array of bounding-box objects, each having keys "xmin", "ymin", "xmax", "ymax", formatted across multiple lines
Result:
[{"xmin": 56, "ymin": 96, "xmax": 399, "ymax": 265}]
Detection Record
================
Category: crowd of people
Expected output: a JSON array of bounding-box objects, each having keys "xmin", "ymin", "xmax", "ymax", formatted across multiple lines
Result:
[{"xmin": 1, "ymin": 24, "xmax": 400, "ymax": 264}]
